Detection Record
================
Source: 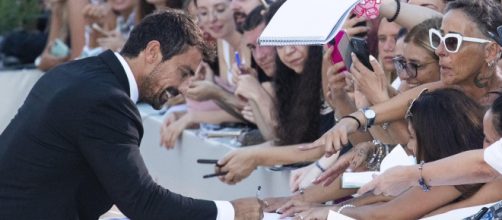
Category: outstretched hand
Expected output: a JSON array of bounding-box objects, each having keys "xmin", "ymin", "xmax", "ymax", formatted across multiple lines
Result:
[
  {"xmin": 299, "ymin": 117, "xmax": 359, "ymax": 157},
  {"xmin": 216, "ymin": 148, "xmax": 259, "ymax": 185},
  {"xmin": 313, "ymin": 141, "xmax": 375, "ymax": 186},
  {"xmin": 357, "ymin": 165, "xmax": 417, "ymax": 196}
]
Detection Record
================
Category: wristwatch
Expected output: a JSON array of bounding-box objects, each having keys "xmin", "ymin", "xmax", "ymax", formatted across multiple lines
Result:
[{"xmin": 360, "ymin": 107, "xmax": 376, "ymax": 131}]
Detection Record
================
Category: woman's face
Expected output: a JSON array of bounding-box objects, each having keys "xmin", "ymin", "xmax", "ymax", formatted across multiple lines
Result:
[
  {"xmin": 483, "ymin": 109, "xmax": 501, "ymax": 148},
  {"xmin": 276, "ymin": 45, "xmax": 309, "ymax": 74},
  {"xmin": 399, "ymin": 42, "xmax": 440, "ymax": 88},
  {"xmin": 197, "ymin": 0, "xmax": 235, "ymax": 39},
  {"xmin": 436, "ymin": 10, "xmax": 490, "ymax": 86},
  {"xmin": 109, "ymin": 0, "xmax": 137, "ymax": 14},
  {"xmin": 377, "ymin": 19, "xmax": 401, "ymax": 73},
  {"xmin": 407, "ymin": 122, "xmax": 418, "ymax": 156}
]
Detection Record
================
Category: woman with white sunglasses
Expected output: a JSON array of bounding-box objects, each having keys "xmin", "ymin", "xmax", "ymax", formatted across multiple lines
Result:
[{"xmin": 301, "ymin": 0, "xmax": 502, "ymax": 189}]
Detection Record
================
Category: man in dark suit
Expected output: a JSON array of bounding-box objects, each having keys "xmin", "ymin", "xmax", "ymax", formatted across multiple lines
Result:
[{"xmin": 0, "ymin": 10, "xmax": 263, "ymax": 220}]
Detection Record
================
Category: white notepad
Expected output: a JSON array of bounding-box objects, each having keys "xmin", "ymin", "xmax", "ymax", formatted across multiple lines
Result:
[
  {"xmin": 258, "ymin": 0, "xmax": 361, "ymax": 46},
  {"xmin": 342, "ymin": 145, "xmax": 417, "ymax": 188}
]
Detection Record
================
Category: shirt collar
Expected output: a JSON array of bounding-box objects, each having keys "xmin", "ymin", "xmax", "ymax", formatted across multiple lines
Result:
[{"xmin": 114, "ymin": 52, "xmax": 139, "ymax": 103}]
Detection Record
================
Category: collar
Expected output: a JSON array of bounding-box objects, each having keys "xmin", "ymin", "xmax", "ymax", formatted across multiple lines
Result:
[{"xmin": 114, "ymin": 52, "xmax": 139, "ymax": 103}]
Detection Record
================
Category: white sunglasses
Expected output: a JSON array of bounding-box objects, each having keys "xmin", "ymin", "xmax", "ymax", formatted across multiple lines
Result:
[{"xmin": 429, "ymin": 28, "xmax": 491, "ymax": 53}]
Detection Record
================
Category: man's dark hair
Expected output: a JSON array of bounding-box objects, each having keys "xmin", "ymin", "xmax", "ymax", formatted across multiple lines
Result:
[
  {"xmin": 241, "ymin": 5, "xmax": 265, "ymax": 32},
  {"xmin": 121, "ymin": 9, "xmax": 214, "ymax": 61}
]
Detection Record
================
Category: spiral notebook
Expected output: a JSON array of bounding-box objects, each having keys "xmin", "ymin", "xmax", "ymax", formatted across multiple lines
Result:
[{"xmin": 258, "ymin": 0, "xmax": 361, "ymax": 46}]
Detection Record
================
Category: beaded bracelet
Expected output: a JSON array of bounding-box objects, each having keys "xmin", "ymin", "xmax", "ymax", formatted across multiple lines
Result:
[
  {"xmin": 418, "ymin": 160, "xmax": 431, "ymax": 192},
  {"xmin": 387, "ymin": 0, "xmax": 401, "ymax": 22},
  {"xmin": 337, "ymin": 204, "xmax": 356, "ymax": 214}
]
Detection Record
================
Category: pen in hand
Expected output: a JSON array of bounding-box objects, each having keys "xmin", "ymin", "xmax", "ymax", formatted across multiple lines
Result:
[
  {"xmin": 198, "ymin": 158, "xmax": 226, "ymax": 178},
  {"xmin": 202, "ymin": 171, "xmax": 228, "ymax": 179}
]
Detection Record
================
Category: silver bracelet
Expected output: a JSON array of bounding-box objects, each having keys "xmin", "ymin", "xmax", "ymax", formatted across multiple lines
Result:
[{"xmin": 337, "ymin": 204, "xmax": 355, "ymax": 214}]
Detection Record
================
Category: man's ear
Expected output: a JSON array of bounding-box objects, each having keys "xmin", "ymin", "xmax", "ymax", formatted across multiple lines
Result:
[{"xmin": 144, "ymin": 40, "xmax": 162, "ymax": 64}]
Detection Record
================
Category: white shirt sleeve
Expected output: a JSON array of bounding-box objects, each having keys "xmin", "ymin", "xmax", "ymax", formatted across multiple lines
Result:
[
  {"xmin": 484, "ymin": 138, "xmax": 502, "ymax": 174},
  {"xmin": 214, "ymin": 200, "xmax": 235, "ymax": 220}
]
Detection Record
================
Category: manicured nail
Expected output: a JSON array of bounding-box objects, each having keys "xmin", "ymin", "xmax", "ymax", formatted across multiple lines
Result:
[{"xmin": 369, "ymin": 55, "xmax": 377, "ymax": 61}]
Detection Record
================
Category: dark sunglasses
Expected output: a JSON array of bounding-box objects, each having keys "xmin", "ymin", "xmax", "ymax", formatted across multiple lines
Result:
[{"xmin": 393, "ymin": 56, "xmax": 436, "ymax": 79}]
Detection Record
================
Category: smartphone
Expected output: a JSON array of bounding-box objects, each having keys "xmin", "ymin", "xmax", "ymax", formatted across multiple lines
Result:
[
  {"xmin": 329, "ymin": 31, "xmax": 350, "ymax": 73},
  {"xmin": 349, "ymin": 37, "xmax": 373, "ymax": 71}
]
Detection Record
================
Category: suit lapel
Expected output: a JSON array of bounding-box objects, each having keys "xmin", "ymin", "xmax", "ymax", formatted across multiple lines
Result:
[
  {"xmin": 98, "ymin": 50, "xmax": 144, "ymax": 140},
  {"xmin": 98, "ymin": 50, "xmax": 131, "ymax": 97}
]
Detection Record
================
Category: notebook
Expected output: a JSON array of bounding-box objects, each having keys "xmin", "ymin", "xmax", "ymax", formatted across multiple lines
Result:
[{"xmin": 258, "ymin": 0, "xmax": 361, "ymax": 46}]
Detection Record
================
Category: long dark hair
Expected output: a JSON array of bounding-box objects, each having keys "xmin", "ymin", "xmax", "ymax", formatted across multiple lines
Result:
[
  {"xmin": 490, "ymin": 94, "xmax": 502, "ymax": 135},
  {"xmin": 408, "ymin": 88, "xmax": 484, "ymax": 197},
  {"xmin": 274, "ymin": 46, "xmax": 323, "ymax": 146}
]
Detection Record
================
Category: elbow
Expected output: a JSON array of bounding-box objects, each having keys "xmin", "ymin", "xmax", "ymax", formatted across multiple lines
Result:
[{"xmin": 474, "ymin": 160, "xmax": 499, "ymax": 182}]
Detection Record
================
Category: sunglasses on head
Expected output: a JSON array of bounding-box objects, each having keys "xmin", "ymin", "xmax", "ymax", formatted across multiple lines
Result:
[{"xmin": 429, "ymin": 28, "xmax": 491, "ymax": 53}]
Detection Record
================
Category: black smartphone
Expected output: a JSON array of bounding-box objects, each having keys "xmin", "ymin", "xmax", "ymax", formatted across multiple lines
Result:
[{"xmin": 349, "ymin": 37, "xmax": 373, "ymax": 71}]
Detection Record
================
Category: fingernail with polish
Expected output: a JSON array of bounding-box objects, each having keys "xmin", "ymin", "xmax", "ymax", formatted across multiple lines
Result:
[{"xmin": 369, "ymin": 55, "xmax": 377, "ymax": 61}]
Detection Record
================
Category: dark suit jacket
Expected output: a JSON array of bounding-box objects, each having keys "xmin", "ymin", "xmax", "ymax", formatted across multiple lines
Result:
[{"xmin": 0, "ymin": 50, "xmax": 218, "ymax": 220}]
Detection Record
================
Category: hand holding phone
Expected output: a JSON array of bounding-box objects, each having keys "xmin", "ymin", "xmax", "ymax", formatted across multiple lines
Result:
[
  {"xmin": 328, "ymin": 31, "xmax": 349, "ymax": 72},
  {"xmin": 349, "ymin": 37, "xmax": 373, "ymax": 71}
]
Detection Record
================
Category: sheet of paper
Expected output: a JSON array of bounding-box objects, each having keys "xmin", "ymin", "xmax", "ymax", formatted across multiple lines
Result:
[
  {"xmin": 342, "ymin": 145, "xmax": 416, "ymax": 188},
  {"xmin": 327, "ymin": 210, "xmax": 355, "ymax": 220},
  {"xmin": 263, "ymin": 212, "xmax": 293, "ymax": 220}
]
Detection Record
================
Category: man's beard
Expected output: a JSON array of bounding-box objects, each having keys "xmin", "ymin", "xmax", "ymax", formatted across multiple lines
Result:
[
  {"xmin": 139, "ymin": 65, "xmax": 165, "ymax": 110},
  {"xmin": 233, "ymin": 11, "xmax": 247, "ymax": 33}
]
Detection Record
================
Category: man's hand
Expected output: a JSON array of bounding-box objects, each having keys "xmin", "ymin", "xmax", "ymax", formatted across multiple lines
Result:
[
  {"xmin": 358, "ymin": 165, "xmax": 417, "ymax": 197},
  {"xmin": 231, "ymin": 197, "xmax": 264, "ymax": 220},
  {"xmin": 216, "ymin": 148, "xmax": 260, "ymax": 185}
]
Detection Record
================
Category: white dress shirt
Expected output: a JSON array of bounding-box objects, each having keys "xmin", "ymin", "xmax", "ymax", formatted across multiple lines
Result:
[{"xmin": 113, "ymin": 52, "xmax": 235, "ymax": 219}]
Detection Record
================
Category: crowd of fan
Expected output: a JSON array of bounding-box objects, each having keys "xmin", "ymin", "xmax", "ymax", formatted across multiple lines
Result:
[{"xmin": 4, "ymin": 0, "xmax": 502, "ymax": 219}]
